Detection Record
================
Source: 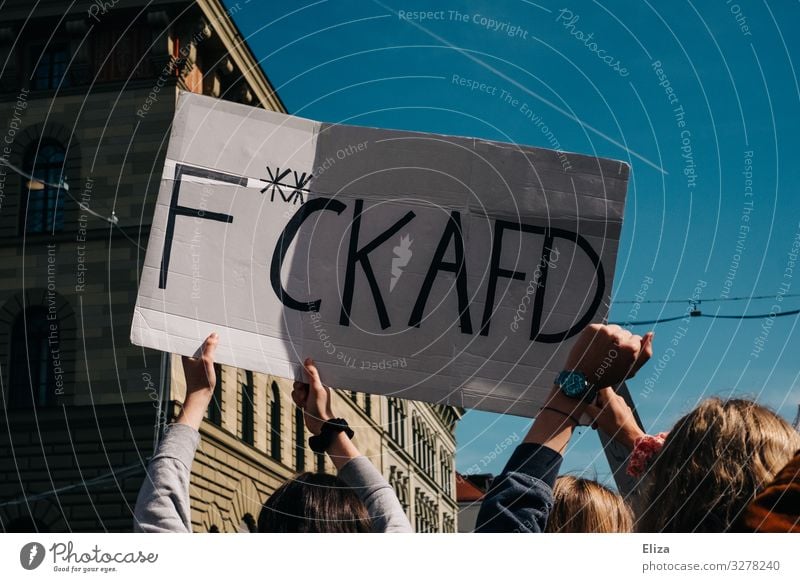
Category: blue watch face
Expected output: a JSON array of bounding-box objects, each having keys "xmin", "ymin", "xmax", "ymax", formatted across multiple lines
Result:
[{"xmin": 556, "ymin": 371, "xmax": 588, "ymax": 398}]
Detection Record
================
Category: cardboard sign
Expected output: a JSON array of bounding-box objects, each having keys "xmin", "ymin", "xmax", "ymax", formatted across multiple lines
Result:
[{"xmin": 131, "ymin": 92, "xmax": 629, "ymax": 417}]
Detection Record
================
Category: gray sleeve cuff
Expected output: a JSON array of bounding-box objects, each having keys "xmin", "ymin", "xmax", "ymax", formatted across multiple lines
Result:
[{"xmin": 154, "ymin": 423, "xmax": 201, "ymax": 470}]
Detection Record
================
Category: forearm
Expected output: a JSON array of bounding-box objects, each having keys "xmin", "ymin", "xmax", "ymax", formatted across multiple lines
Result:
[
  {"xmin": 176, "ymin": 393, "xmax": 212, "ymax": 432},
  {"xmin": 333, "ymin": 434, "xmax": 412, "ymax": 533},
  {"xmin": 326, "ymin": 431, "xmax": 361, "ymax": 471},
  {"xmin": 525, "ymin": 387, "xmax": 588, "ymax": 453},
  {"xmin": 475, "ymin": 443, "xmax": 563, "ymax": 533}
]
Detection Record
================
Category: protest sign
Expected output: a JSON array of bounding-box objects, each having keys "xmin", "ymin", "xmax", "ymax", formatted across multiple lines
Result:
[{"xmin": 131, "ymin": 92, "xmax": 630, "ymax": 417}]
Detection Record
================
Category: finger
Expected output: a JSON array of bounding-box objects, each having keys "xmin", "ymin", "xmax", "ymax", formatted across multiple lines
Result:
[
  {"xmin": 633, "ymin": 332, "xmax": 655, "ymax": 370},
  {"xmin": 643, "ymin": 332, "xmax": 655, "ymax": 356},
  {"xmin": 612, "ymin": 328, "xmax": 633, "ymax": 345},
  {"xmin": 291, "ymin": 383, "xmax": 308, "ymax": 408}
]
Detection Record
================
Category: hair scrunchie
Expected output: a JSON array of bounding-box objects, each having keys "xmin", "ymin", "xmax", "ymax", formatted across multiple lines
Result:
[{"xmin": 626, "ymin": 432, "xmax": 669, "ymax": 478}]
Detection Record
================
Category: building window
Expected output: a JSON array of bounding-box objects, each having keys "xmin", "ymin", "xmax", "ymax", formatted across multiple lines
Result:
[
  {"xmin": 31, "ymin": 43, "xmax": 70, "ymax": 90},
  {"xmin": 270, "ymin": 382, "xmax": 281, "ymax": 461},
  {"xmin": 389, "ymin": 466, "xmax": 410, "ymax": 515},
  {"xmin": 442, "ymin": 513, "xmax": 455, "ymax": 533},
  {"xmin": 316, "ymin": 452, "xmax": 325, "ymax": 473},
  {"xmin": 207, "ymin": 363, "xmax": 222, "ymax": 425},
  {"xmin": 388, "ymin": 398, "xmax": 406, "ymax": 447},
  {"xmin": 9, "ymin": 306, "xmax": 58, "ymax": 408},
  {"xmin": 22, "ymin": 141, "xmax": 67, "ymax": 234},
  {"xmin": 241, "ymin": 370, "xmax": 254, "ymax": 445},
  {"xmin": 412, "ymin": 415, "xmax": 435, "ymax": 477},
  {"xmin": 428, "ymin": 434, "xmax": 436, "ymax": 479},
  {"xmin": 349, "ymin": 390, "xmax": 358, "ymax": 403},
  {"xmin": 295, "ymin": 407, "xmax": 305, "ymax": 471},
  {"xmin": 414, "ymin": 489, "xmax": 439, "ymax": 533},
  {"xmin": 412, "ymin": 414, "xmax": 420, "ymax": 464},
  {"xmin": 440, "ymin": 448, "xmax": 453, "ymax": 496}
]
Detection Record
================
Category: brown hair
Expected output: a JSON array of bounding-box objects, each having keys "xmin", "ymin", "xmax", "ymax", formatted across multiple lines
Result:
[
  {"xmin": 638, "ymin": 398, "xmax": 800, "ymax": 532},
  {"xmin": 545, "ymin": 475, "xmax": 633, "ymax": 533},
  {"xmin": 257, "ymin": 472, "xmax": 372, "ymax": 533}
]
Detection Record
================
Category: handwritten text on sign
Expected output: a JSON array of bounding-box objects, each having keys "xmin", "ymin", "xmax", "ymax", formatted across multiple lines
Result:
[{"xmin": 131, "ymin": 92, "xmax": 629, "ymax": 417}]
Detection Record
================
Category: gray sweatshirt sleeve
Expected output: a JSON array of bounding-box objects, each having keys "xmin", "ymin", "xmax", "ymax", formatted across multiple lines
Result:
[
  {"xmin": 337, "ymin": 456, "xmax": 413, "ymax": 533},
  {"xmin": 133, "ymin": 423, "xmax": 200, "ymax": 533}
]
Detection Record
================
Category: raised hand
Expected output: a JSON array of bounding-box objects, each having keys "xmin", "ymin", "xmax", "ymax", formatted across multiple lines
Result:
[
  {"xmin": 563, "ymin": 324, "xmax": 654, "ymax": 388},
  {"xmin": 177, "ymin": 333, "xmax": 218, "ymax": 430},
  {"xmin": 291, "ymin": 358, "xmax": 334, "ymax": 436}
]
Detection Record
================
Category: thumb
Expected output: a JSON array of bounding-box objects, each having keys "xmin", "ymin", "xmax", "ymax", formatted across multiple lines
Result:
[
  {"xmin": 643, "ymin": 331, "xmax": 655, "ymax": 356},
  {"xmin": 202, "ymin": 332, "xmax": 219, "ymax": 361},
  {"xmin": 304, "ymin": 358, "xmax": 323, "ymax": 389}
]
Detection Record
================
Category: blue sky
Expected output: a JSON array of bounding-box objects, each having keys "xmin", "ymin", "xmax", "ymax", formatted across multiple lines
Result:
[{"xmin": 225, "ymin": 0, "xmax": 800, "ymax": 480}]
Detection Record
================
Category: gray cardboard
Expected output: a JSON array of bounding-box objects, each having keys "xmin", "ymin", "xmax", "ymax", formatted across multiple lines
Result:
[{"xmin": 131, "ymin": 91, "xmax": 630, "ymax": 417}]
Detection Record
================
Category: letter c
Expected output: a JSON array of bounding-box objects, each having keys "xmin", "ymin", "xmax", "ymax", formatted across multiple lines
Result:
[{"xmin": 270, "ymin": 197, "xmax": 347, "ymax": 311}]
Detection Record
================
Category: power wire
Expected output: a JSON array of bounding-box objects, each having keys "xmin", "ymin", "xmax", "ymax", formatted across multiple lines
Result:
[
  {"xmin": 613, "ymin": 292, "xmax": 800, "ymax": 305},
  {"xmin": 611, "ymin": 308, "xmax": 800, "ymax": 327}
]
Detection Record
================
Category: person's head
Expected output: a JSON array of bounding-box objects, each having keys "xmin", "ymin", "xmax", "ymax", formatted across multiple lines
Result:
[
  {"xmin": 257, "ymin": 472, "xmax": 371, "ymax": 533},
  {"xmin": 638, "ymin": 397, "xmax": 800, "ymax": 532},
  {"xmin": 545, "ymin": 475, "xmax": 633, "ymax": 533}
]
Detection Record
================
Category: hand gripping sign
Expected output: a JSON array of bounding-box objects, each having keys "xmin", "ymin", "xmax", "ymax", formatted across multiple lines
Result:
[{"xmin": 131, "ymin": 92, "xmax": 629, "ymax": 417}]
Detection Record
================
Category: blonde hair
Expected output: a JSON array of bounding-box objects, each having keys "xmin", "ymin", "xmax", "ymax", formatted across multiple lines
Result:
[
  {"xmin": 545, "ymin": 475, "xmax": 633, "ymax": 533},
  {"xmin": 638, "ymin": 398, "xmax": 800, "ymax": 532}
]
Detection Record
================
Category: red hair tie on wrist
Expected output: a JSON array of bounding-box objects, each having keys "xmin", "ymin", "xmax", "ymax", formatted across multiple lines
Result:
[{"xmin": 626, "ymin": 432, "xmax": 669, "ymax": 478}]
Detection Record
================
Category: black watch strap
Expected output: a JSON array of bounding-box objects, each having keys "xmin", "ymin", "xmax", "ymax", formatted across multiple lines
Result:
[{"xmin": 308, "ymin": 418, "xmax": 354, "ymax": 454}]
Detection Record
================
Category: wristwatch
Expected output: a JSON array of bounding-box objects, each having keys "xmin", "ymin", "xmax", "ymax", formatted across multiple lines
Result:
[
  {"xmin": 308, "ymin": 418, "xmax": 355, "ymax": 453},
  {"xmin": 555, "ymin": 370, "xmax": 597, "ymax": 402}
]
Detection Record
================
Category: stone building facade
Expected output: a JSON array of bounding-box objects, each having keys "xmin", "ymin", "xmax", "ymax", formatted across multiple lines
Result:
[{"xmin": 0, "ymin": 0, "xmax": 459, "ymax": 532}]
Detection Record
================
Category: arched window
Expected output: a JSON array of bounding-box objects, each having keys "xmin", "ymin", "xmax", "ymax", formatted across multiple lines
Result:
[
  {"xmin": 294, "ymin": 407, "xmax": 305, "ymax": 471},
  {"xmin": 270, "ymin": 382, "xmax": 282, "ymax": 461},
  {"xmin": 240, "ymin": 370, "xmax": 254, "ymax": 445},
  {"xmin": 388, "ymin": 398, "xmax": 398, "ymax": 442},
  {"xmin": 22, "ymin": 141, "xmax": 67, "ymax": 234},
  {"xmin": 9, "ymin": 306, "xmax": 58, "ymax": 408},
  {"xmin": 440, "ymin": 448, "xmax": 453, "ymax": 496},
  {"xmin": 412, "ymin": 414, "xmax": 420, "ymax": 463},
  {"xmin": 207, "ymin": 363, "xmax": 222, "ymax": 425},
  {"xmin": 396, "ymin": 399, "xmax": 407, "ymax": 447}
]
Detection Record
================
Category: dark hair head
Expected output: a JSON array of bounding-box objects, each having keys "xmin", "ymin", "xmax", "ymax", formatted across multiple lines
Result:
[{"xmin": 257, "ymin": 472, "xmax": 372, "ymax": 533}]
